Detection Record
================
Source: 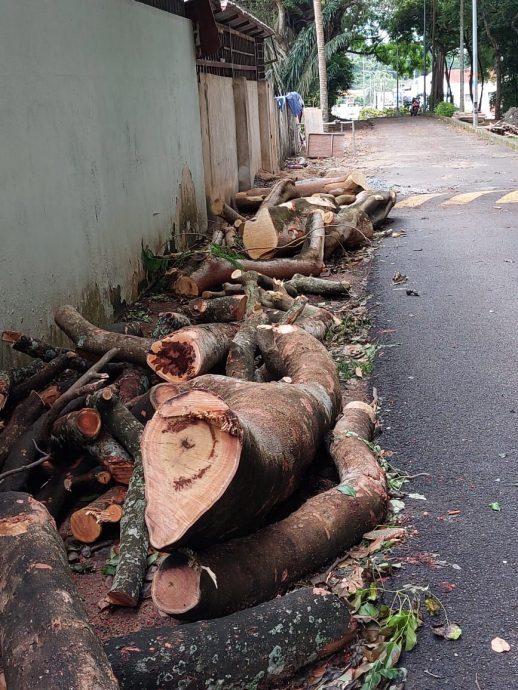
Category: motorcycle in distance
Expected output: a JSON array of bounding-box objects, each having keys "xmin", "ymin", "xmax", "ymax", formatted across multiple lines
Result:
[{"xmin": 410, "ymin": 98, "xmax": 420, "ymax": 116}]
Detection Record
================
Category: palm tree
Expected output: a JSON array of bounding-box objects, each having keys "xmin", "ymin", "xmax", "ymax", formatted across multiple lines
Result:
[{"xmin": 313, "ymin": 0, "xmax": 329, "ymax": 123}]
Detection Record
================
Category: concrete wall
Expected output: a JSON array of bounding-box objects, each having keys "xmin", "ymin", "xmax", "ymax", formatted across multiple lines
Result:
[
  {"xmin": 199, "ymin": 73, "xmax": 239, "ymax": 205},
  {"xmin": 0, "ymin": 0, "xmax": 207, "ymax": 367},
  {"xmin": 245, "ymin": 81, "xmax": 262, "ymax": 186},
  {"xmin": 257, "ymin": 80, "xmax": 280, "ymax": 173}
]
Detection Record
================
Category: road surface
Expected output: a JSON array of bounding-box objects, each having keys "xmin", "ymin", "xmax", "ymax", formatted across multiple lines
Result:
[{"xmin": 361, "ymin": 118, "xmax": 518, "ymax": 689}]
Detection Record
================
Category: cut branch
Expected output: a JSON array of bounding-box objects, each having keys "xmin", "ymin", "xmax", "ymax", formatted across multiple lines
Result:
[
  {"xmin": 70, "ymin": 486, "xmax": 127, "ymax": 543},
  {"xmin": 0, "ymin": 492, "xmax": 119, "ymax": 689},
  {"xmin": 151, "ymin": 401, "xmax": 388, "ymax": 619}
]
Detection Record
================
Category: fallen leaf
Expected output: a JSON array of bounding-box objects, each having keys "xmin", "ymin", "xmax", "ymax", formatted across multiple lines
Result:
[
  {"xmin": 498, "ymin": 453, "xmax": 507, "ymax": 458},
  {"xmin": 491, "ymin": 637, "xmax": 510, "ymax": 653},
  {"xmin": 425, "ymin": 596, "xmax": 441, "ymax": 616},
  {"xmin": 406, "ymin": 289, "xmax": 420, "ymax": 297},
  {"xmin": 355, "ymin": 366, "xmax": 363, "ymax": 378},
  {"xmin": 408, "ymin": 493, "xmax": 427, "ymax": 501},
  {"xmin": 364, "ymin": 527, "xmax": 407, "ymax": 541},
  {"xmin": 389, "ymin": 498, "xmax": 406, "ymax": 514},
  {"xmin": 489, "ymin": 502, "xmax": 502, "ymax": 511},
  {"xmin": 392, "ymin": 272, "xmax": 408, "ymax": 284},
  {"xmin": 438, "ymin": 581, "xmax": 456, "ymax": 593},
  {"xmin": 433, "ymin": 623, "xmax": 462, "ymax": 640}
]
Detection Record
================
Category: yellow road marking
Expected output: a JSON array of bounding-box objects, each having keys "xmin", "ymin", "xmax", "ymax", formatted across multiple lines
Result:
[
  {"xmin": 443, "ymin": 191, "xmax": 496, "ymax": 205},
  {"xmin": 495, "ymin": 191, "xmax": 518, "ymax": 204},
  {"xmin": 395, "ymin": 193, "xmax": 445, "ymax": 208}
]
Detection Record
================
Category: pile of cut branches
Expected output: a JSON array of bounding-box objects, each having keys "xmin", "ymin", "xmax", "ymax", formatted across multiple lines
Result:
[{"xmin": 0, "ymin": 171, "xmax": 397, "ymax": 689}]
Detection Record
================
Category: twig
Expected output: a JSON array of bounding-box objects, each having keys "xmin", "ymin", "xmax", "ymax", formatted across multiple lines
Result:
[
  {"xmin": 424, "ymin": 670, "xmax": 444, "ymax": 679},
  {"xmin": 475, "ymin": 673, "xmax": 483, "ymax": 690},
  {"xmin": 0, "ymin": 442, "xmax": 50, "ymax": 485}
]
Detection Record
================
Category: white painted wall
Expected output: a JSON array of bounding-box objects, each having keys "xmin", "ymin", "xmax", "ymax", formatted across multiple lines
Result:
[{"xmin": 0, "ymin": 0, "xmax": 207, "ymax": 366}]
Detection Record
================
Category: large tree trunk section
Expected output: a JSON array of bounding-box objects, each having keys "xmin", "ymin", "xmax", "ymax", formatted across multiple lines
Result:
[
  {"xmin": 187, "ymin": 295, "xmax": 247, "ymax": 323},
  {"xmin": 51, "ymin": 408, "xmax": 102, "ymax": 449},
  {"xmin": 0, "ymin": 492, "xmax": 119, "ymax": 689},
  {"xmin": 151, "ymin": 312, "xmax": 192, "ymax": 340},
  {"xmin": 0, "ymin": 391, "xmax": 46, "ymax": 472},
  {"xmin": 142, "ymin": 324, "xmax": 341, "ymax": 551},
  {"xmin": 172, "ymin": 213, "xmax": 325, "ymax": 297},
  {"xmin": 54, "ymin": 305, "xmax": 153, "ymax": 366},
  {"xmin": 350, "ymin": 189, "xmax": 397, "ymax": 228},
  {"xmin": 87, "ymin": 432, "xmax": 134, "ymax": 485},
  {"xmin": 0, "ymin": 360, "xmax": 45, "ymax": 412},
  {"xmin": 70, "ymin": 486, "xmax": 127, "ymax": 543},
  {"xmin": 152, "ymin": 402, "xmax": 387, "ymax": 619},
  {"xmin": 105, "ymin": 588, "xmax": 353, "ymax": 690},
  {"xmin": 324, "ymin": 208, "xmax": 374, "ymax": 258},
  {"xmin": 91, "ymin": 390, "xmax": 147, "ymax": 607},
  {"xmin": 147, "ymin": 323, "xmax": 239, "ymax": 384},
  {"xmin": 285, "ymin": 273, "xmax": 350, "ymax": 297}
]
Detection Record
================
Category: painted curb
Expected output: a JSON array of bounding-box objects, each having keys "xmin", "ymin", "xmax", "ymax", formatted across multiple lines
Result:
[{"xmin": 434, "ymin": 115, "xmax": 518, "ymax": 153}]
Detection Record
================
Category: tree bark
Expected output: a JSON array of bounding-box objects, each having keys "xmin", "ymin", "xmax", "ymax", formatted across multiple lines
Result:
[
  {"xmin": 0, "ymin": 360, "xmax": 45, "ymax": 412},
  {"xmin": 0, "ymin": 492, "xmax": 119, "ymax": 689},
  {"xmin": 225, "ymin": 312, "xmax": 268, "ymax": 381},
  {"xmin": 35, "ymin": 455, "xmax": 96, "ymax": 523},
  {"xmin": 285, "ymin": 273, "xmax": 350, "ymax": 296},
  {"xmin": 314, "ymin": 0, "xmax": 329, "ymax": 124},
  {"xmin": 142, "ymin": 324, "xmax": 341, "ymax": 551},
  {"xmin": 109, "ymin": 367, "xmax": 150, "ymax": 405},
  {"xmin": 9, "ymin": 352, "xmax": 78, "ymax": 404},
  {"xmin": 324, "ymin": 208, "xmax": 373, "ymax": 258},
  {"xmin": 70, "ymin": 485, "xmax": 127, "ymax": 543},
  {"xmin": 87, "ymin": 432, "xmax": 134, "ymax": 485},
  {"xmin": 105, "ymin": 588, "xmax": 353, "ymax": 690},
  {"xmin": 55, "ymin": 305, "xmax": 153, "ymax": 366},
  {"xmin": 147, "ymin": 323, "xmax": 240, "ymax": 383},
  {"xmin": 90, "ymin": 390, "xmax": 147, "ymax": 607},
  {"xmin": 187, "ymin": 295, "xmax": 248, "ymax": 323},
  {"xmin": 151, "ymin": 312, "xmax": 192, "ymax": 340},
  {"xmin": 0, "ymin": 391, "xmax": 46, "ymax": 472},
  {"xmin": 152, "ymin": 401, "xmax": 387, "ymax": 619},
  {"xmin": 350, "ymin": 189, "xmax": 397, "ymax": 228},
  {"xmin": 173, "ymin": 213, "xmax": 325, "ymax": 297}
]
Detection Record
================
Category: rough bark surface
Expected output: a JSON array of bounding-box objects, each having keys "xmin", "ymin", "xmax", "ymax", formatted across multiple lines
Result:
[
  {"xmin": 0, "ymin": 360, "xmax": 45, "ymax": 411},
  {"xmin": 87, "ymin": 432, "xmax": 134, "ymax": 485},
  {"xmin": 285, "ymin": 273, "xmax": 350, "ymax": 297},
  {"xmin": 142, "ymin": 324, "xmax": 341, "ymax": 550},
  {"xmin": 51, "ymin": 408, "xmax": 102, "ymax": 449},
  {"xmin": 151, "ymin": 312, "xmax": 192, "ymax": 340},
  {"xmin": 0, "ymin": 391, "xmax": 46, "ymax": 472},
  {"xmin": 91, "ymin": 390, "xmax": 147, "ymax": 607},
  {"xmin": 187, "ymin": 295, "xmax": 247, "ymax": 323},
  {"xmin": 0, "ymin": 492, "xmax": 119, "ymax": 689},
  {"xmin": 105, "ymin": 588, "xmax": 353, "ymax": 690},
  {"xmin": 55, "ymin": 305, "xmax": 153, "ymax": 366},
  {"xmin": 152, "ymin": 401, "xmax": 388, "ymax": 619}
]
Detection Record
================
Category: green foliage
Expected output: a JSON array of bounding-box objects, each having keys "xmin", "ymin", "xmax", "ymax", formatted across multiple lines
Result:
[
  {"xmin": 434, "ymin": 101, "xmax": 458, "ymax": 117},
  {"xmin": 359, "ymin": 107, "xmax": 400, "ymax": 120}
]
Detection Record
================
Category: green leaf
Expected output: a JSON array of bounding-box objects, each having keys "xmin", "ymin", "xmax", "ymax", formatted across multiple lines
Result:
[
  {"xmin": 101, "ymin": 564, "xmax": 117, "ymax": 576},
  {"xmin": 489, "ymin": 502, "xmax": 501, "ymax": 511},
  {"xmin": 361, "ymin": 670, "xmax": 381, "ymax": 690},
  {"xmin": 405, "ymin": 625, "xmax": 418, "ymax": 651},
  {"xmin": 380, "ymin": 668, "xmax": 401, "ymax": 680},
  {"xmin": 336, "ymin": 483, "xmax": 357, "ymax": 497},
  {"xmin": 445, "ymin": 623, "xmax": 462, "ymax": 640},
  {"xmin": 358, "ymin": 602, "xmax": 379, "ymax": 618},
  {"xmin": 147, "ymin": 552, "xmax": 159, "ymax": 566}
]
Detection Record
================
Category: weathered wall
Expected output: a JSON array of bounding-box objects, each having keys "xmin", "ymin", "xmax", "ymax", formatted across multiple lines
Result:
[
  {"xmin": 257, "ymin": 80, "xmax": 280, "ymax": 173},
  {"xmin": 199, "ymin": 73, "xmax": 239, "ymax": 205},
  {"xmin": 245, "ymin": 81, "xmax": 262, "ymax": 186},
  {"xmin": 0, "ymin": 0, "xmax": 207, "ymax": 367}
]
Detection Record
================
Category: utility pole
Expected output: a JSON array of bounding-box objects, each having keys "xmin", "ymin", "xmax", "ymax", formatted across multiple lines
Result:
[
  {"xmin": 423, "ymin": 0, "xmax": 427, "ymax": 110},
  {"xmin": 459, "ymin": 0, "xmax": 464, "ymax": 113},
  {"xmin": 472, "ymin": 0, "xmax": 478, "ymax": 125},
  {"xmin": 396, "ymin": 45, "xmax": 400, "ymax": 112}
]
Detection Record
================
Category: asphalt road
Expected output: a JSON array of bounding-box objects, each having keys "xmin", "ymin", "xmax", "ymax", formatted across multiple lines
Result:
[{"xmin": 362, "ymin": 118, "xmax": 518, "ymax": 689}]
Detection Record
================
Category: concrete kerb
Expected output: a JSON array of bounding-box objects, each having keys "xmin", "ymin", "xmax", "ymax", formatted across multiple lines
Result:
[{"xmin": 433, "ymin": 114, "xmax": 518, "ymax": 153}]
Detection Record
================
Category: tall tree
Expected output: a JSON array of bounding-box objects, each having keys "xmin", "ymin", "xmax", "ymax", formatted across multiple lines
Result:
[{"xmin": 313, "ymin": 0, "xmax": 329, "ymax": 122}]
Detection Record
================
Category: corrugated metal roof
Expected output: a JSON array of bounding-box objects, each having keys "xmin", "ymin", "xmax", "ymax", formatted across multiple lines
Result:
[{"xmin": 212, "ymin": 1, "xmax": 274, "ymax": 38}]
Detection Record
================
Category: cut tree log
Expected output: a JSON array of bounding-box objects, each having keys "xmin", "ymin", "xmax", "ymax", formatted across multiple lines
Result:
[
  {"xmin": 107, "ymin": 322, "xmax": 145, "ymax": 336},
  {"xmin": 0, "ymin": 360, "xmax": 44, "ymax": 412},
  {"xmin": 209, "ymin": 198, "xmax": 246, "ymax": 225},
  {"xmin": 90, "ymin": 389, "xmax": 147, "ymax": 607},
  {"xmin": 259, "ymin": 290, "xmax": 339, "ymax": 339},
  {"xmin": 285, "ymin": 273, "xmax": 350, "ymax": 296},
  {"xmin": 350, "ymin": 189, "xmax": 397, "ymax": 228},
  {"xmin": 323, "ymin": 208, "xmax": 374, "ymax": 258},
  {"xmin": 109, "ymin": 367, "xmax": 150, "ymax": 404},
  {"xmin": 151, "ymin": 312, "xmax": 192, "ymax": 340},
  {"xmin": 70, "ymin": 485, "xmax": 127, "ymax": 543},
  {"xmin": 173, "ymin": 212, "xmax": 325, "ymax": 297},
  {"xmin": 0, "ymin": 391, "xmax": 46, "ymax": 472},
  {"xmin": 147, "ymin": 323, "xmax": 239, "ymax": 383},
  {"xmin": 142, "ymin": 323, "xmax": 341, "ymax": 550},
  {"xmin": 51, "ymin": 408, "xmax": 102, "ymax": 448},
  {"xmin": 87, "ymin": 432, "xmax": 134, "ymax": 485},
  {"xmin": 35, "ymin": 455, "xmax": 96, "ymax": 523},
  {"xmin": 9, "ymin": 352, "xmax": 77, "ymax": 405},
  {"xmin": 335, "ymin": 193, "xmax": 356, "ymax": 206},
  {"xmin": 260, "ymin": 178, "xmax": 300, "ymax": 208},
  {"xmin": 152, "ymin": 401, "xmax": 388, "ymax": 619},
  {"xmin": 55, "ymin": 305, "xmax": 153, "ymax": 366},
  {"xmin": 105, "ymin": 587, "xmax": 354, "ymax": 690},
  {"xmin": 0, "ymin": 492, "xmax": 119, "ymax": 689},
  {"xmin": 234, "ymin": 172, "xmax": 367, "ymax": 212},
  {"xmin": 187, "ymin": 295, "xmax": 247, "ymax": 323}
]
